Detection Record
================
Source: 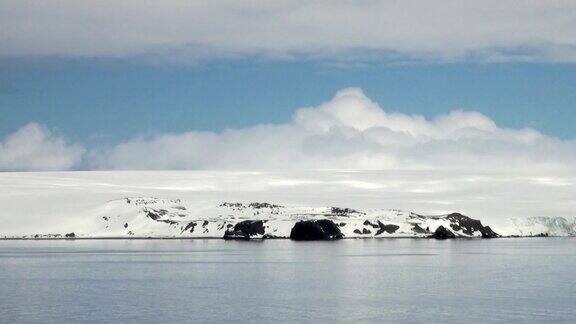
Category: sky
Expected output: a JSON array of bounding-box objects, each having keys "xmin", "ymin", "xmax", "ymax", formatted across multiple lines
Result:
[{"xmin": 1, "ymin": 0, "xmax": 576, "ymax": 172}]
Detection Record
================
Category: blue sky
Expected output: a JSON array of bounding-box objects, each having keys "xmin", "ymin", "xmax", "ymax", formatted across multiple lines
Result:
[
  {"xmin": 2, "ymin": 59, "xmax": 575, "ymax": 146},
  {"xmin": 2, "ymin": 1, "xmax": 576, "ymax": 171}
]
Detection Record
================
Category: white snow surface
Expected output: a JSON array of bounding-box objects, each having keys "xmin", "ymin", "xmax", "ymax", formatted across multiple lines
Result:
[
  {"xmin": 7, "ymin": 197, "xmax": 490, "ymax": 239},
  {"xmin": 0, "ymin": 170, "xmax": 574, "ymax": 238},
  {"xmin": 503, "ymin": 217, "xmax": 576, "ymax": 237}
]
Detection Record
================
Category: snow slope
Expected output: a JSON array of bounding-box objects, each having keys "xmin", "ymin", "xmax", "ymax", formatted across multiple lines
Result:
[
  {"xmin": 0, "ymin": 171, "xmax": 574, "ymax": 238},
  {"xmin": 6, "ymin": 197, "xmax": 498, "ymax": 239},
  {"xmin": 503, "ymin": 217, "xmax": 576, "ymax": 237}
]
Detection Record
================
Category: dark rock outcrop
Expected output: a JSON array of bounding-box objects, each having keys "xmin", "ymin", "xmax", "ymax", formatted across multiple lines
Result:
[
  {"xmin": 363, "ymin": 220, "xmax": 380, "ymax": 228},
  {"xmin": 249, "ymin": 202, "xmax": 283, "ymax": 209},
  {"xmin": 223, "ymin": 220, "xmax": 266, "ymax": 239},
  {"xmin": 411, "ymin": 224, "xmax": 430, "ymax": 234},
  {"xmin": 445, "ymin": 213, "xmax": 499, "ymax": 238},
  {"xmin": 360, "ymin": 220, "xmax": 400, "ymax": 236},
  {"xmin": 480, "ymin": 226, "xmax": 499, "ymax": 239},
  {"xmin": 146, "ymin": 209, "xmax": 168, "ymax": 221},
  {"xmin": 375, "ymin": 221, "xmax": 400, "ymax": 236},
  {"xmin": 65, "ymin": 232, "xmax": 76, "ymax": 238},
  {"xmin": 432, "ymin": 226, "xmax": 456, "ymax": 239},
  {"xmin": 182, "ymin": 222, "xmax": 196, "ymax": 233},
  {"xmin": 331, "ymin": 207, "xmax": 363, "ymax": 216},
  {"xmin": 220, "ymin": 202, "xmax": 244, "ymax": 208},
  {"xmin": 290, "ymin": 220, "xmax": 344, "ymax": 240}
]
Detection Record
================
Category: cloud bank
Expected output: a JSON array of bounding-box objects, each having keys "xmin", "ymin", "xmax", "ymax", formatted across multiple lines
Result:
[
  {"xmin": 0, "ymin": 123, "xmax": 84, "ymax": 171},
  {"xmin": 2, "ymin": 1, "xmax": 576, "ymax": 63},
  {"xmin": 2, "ymin": 88, "xmax": 576, "ymax": 172},
  {"xmin": 88, "ymin": 88, "xmax": 575, "ymax": 172}
]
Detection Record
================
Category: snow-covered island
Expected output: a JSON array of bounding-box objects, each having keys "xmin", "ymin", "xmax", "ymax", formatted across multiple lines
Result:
[
  {"xmin": 4, "ymin": 197, "xmax": 575, "ymax": 240},
  {"xmin": 1, "ymin": 171, "xmax": 575, "ymax": 240}
]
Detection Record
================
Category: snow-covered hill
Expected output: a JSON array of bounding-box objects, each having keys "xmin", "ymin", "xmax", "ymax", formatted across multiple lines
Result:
[
  {"xmin": 6, "ymin": 197, "xmax": 502, "ymax": 239},
  {"xmin": 1, "ymin": 171, "xmax": 574, "ymax": 239}
]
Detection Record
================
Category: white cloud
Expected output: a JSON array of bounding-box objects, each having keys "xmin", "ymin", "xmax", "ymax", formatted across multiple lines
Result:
[
  {"xmin": 3, "ymin": 89, "xmax": 576, "ymax": 173},
  {"xmin": 1, "ymin": 1, "xmax": 576, "ymax": 62},
  {"xmin": 90, "ymin": 88, "xmax": 576, "ymax": 172},
  {"xmin": 0, "ymin": 123, "xmax": 84, "ymax": 171}
]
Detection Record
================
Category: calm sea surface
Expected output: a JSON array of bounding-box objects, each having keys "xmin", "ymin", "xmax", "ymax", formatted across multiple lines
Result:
[{"xmin": 1, "ymin": 238, "xmax": 575, "ymax": 323}]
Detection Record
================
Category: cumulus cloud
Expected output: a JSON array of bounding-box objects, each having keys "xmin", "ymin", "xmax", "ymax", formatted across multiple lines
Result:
[
  {"xmin": 0, "ymin": 123, "xmax": 84, "ymax": 171},
  {"xmin": 1, "ymin": 1, "xmax": 576, "ymax": 63},
  {"xmin": 90, "ymin": 88, "xmax": 576, "ymax": 172},
  {"xmin": 3, "ymin": 89, "xmax": 576, "ymax": 172}
]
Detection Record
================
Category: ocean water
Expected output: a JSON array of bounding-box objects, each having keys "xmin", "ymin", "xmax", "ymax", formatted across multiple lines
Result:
[{"xmin": 1, "ymin": 238, "xmax": 575, "ymax": 323}]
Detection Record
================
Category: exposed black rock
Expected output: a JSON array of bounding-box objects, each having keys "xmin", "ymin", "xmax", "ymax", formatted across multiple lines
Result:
[
  {"xmin": 432, "ymin": 226, "xmax": 456, "ymax": 239},
  {"xmin": 445, "ymin": 213, "xmax": 499, "ymax": 238},
  {"xmin": 450, "ymin": 224, "xmax": 462, "ymax": 232},
  {"xmin": 248, "ymin": 202, "xmax": 283, "ymax": 209},
  {"xmin": 353, "ymin": 229, "xmax": 362, "ymax": 234},
  {"xmin": 362, "ymin": 228, "xmax": 371, "ymax": 234},
  {"xmin": 331, "ymin": 207, "xmax": 363, "ymax": 216},
  {"xmin": 65, "ymin": 232, "xmax": 75, "ymax": 238},
  {"xmin": 146, "ymin": 211, "xmax": 160, "ymax": 220},
  {"xmin": 124, "ymin": 223, "xmax": 128, "ymax": 228},
  {"xmin": 357, "ymin": 220, "xmax": 400, "ymax": 236},
  {"xmin": 481, "ymin": 226, "xmax": 499, "ymax": 239},
  {"xmin": 219, "ymin": 202, "xmax": 284, "ymax": 211},
  {"xmin": 375, "ymin": 221, "xmax": 400, "ymax": 236},
  {"xmin": 220, "ymin": 202, "xmax": 244, "ymax": 208},
  {"xmin": 339, "ymin": 222, "xmax": 347, "ymax": 227},
  {"xmin": 224, "ymin": 220, "xmax": 266, "ymax": 240},
  {"xmin": 183, "ymin": 222, "xmax": 196, "ymax": 233},
  {"xmin": 363, "ymin": 220, "xmax": 380, "ymax": 228},
  {"xmin": 146, "ymin": 209, "xmax": 168, "ymax": 221},
  {"xmin": 411, "ymin": 224, "xmax": 430, "ymax": 234},
  {"xmin": 290, "ymin": 220, "xmax": 344, "ymax": 241}
]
